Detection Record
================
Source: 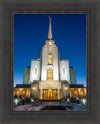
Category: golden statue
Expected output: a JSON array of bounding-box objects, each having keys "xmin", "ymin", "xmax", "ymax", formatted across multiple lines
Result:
[{"xmin": 49, "ymin": 16, "xmax": 51, "ymax": 22}]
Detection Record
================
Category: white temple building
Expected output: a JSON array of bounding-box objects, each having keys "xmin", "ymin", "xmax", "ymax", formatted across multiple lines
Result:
[{"xmin": 23, "ymin": 17, "xmax": 77, "ymax": 100}]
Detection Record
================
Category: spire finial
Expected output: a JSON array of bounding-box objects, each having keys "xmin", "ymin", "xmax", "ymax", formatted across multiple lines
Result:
[
  {"xmin": 48, "ymin": 16, "xmax": 52, "ymax": 40},
  {"xmin": 49, "ymin": 16, "xmax": 51, "ymax": 22}
]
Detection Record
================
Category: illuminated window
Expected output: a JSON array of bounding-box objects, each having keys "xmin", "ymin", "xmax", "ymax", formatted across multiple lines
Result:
[
  {"xmin": 49, "ymin": 46, "xmax": 52, "ymax": 54},
  {"xmin": 35, "ymin": 69, "xmax": 37, "ymax": 74},
  {"xmin": 47, "ymin": 69, "xmax": 53, "ymax": 80},
  {"xmin": 63, "ymin": 69, "xmax": 65, "ymax": 75},
  {"xmin": 48, "ymin": 55, "xmax": 52, "ymax": 64}
]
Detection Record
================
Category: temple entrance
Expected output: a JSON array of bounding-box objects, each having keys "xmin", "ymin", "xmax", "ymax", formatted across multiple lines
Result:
[
  {"xmin": 43, "ymin": 89, "xmax": 58, "ymax": 100},
  {"xmin": 38, "ymin": 89, "xmax": 62, "ymax": 100}
]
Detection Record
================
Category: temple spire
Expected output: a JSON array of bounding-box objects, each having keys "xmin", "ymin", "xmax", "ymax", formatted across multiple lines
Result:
[{"xmin": 48, "ymin": 16, "xmax": 52, "ymax": 40}]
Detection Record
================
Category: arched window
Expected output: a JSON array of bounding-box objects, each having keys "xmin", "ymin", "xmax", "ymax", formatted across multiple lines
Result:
[
  {"xmin": 63, "ymin": 69, "xmax": 65, "ymax": 75},
  {"xmin": 35, "ymin": 69, "xmax": 37, "ymax": 75},
  {"xmin": 47, "ymin": 69, "xmax": 53, "ymax": 80},
  {"xmin": 48, "ymin": 55, "xmax": 52, "ymax": 64}
]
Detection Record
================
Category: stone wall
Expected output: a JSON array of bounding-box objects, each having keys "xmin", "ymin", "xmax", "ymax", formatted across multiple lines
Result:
[
  {"xmin": 30, "ymin": 82, "xmax": 39, "ymax": 98},
  {"xmin": 70, "ymin": 67, "xmax": 77, "ymax": 84},
  {"xmin": 41, "ymin": 46, "xmax": 59, "ymax": 81},
  {"xmin": 30, "ymin": 60, "xmax": 40, "ymax": 83},
  {"xmin": 60, "ymin": 60, "xmax": 70, "ymax": 83},
  {"xmin": 23, "ymin": 67, "xmax": 30, "ymax": 84}
]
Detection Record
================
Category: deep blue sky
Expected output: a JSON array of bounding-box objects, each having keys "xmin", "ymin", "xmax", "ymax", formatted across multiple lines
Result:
[{"xmin": 14, "ymin": 14, "xmax": 86, "ymax": 87}]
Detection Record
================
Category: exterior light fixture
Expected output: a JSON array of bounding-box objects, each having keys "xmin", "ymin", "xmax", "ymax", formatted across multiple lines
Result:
[
  {"xmin": 65, "ymin": 87, "xmax": 68, "ymax": 90},
  {"xmin": 67, "ymin": 98, "xmax": 70, "ymax": 102},
  {"xmin": 49, "ymin": 89, "xmax": 51, "ymax": 91},
  {"xmin": 32, "ymin": 87, "xmax": 35, "ymax": 90},
  {"xmin": 15, "ymin": 99, "xmax": 18, "ymax": 105},
  {"xmin": 82, "ymin": 98, "xmax": 86, "ymax": 105}
]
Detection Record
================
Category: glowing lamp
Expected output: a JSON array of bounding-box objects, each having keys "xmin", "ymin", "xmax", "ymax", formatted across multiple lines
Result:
[
  {"xmin": 32, "ymin": 87, "xmax": 35, "ymax": 90},
  {"xmin": 15, "ymin": 99, "xmax": 18, "ymax": 105},
  {"xmin": 65, "ymin": 87, "xmax": 68, "ymax": 90}
]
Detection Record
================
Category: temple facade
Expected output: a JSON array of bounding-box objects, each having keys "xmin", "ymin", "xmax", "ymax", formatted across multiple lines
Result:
[
  {"xmin": 15, "ymin": 17, "xmax": 82, "ymax": 101},
  {"xmin": 22, "ymin": 17, "xmax": 77, "ymax": 100}
]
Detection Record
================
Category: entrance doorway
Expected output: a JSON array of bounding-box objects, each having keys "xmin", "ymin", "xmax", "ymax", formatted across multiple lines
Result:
[{"xmin": 38, "ymin": 89, "xmax": 62, "ymax": 100}]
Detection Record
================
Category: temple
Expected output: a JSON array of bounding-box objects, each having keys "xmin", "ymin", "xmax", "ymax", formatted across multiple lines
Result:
[{"xmin": 14, "ymin": 17, "xmax": 86, "ymax": 101}]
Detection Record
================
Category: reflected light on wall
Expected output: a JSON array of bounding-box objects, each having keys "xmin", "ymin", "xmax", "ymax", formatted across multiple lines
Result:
[
  {"xmin": 49, "ymin": 89, "xmax": 51, "ymax": 92},
  {"xmin": 19, "ymin": 88, "xmax": 22, "ymax": 91}
]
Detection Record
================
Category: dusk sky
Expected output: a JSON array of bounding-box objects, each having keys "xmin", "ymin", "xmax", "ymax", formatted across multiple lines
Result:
[{"xmin": 14, "ymin": 14, "xmax": 86, "ymax": 87}]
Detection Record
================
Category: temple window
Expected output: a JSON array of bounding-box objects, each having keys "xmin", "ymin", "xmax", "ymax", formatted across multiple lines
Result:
[
  {"xmin": 48, "ymin": 55, "xmax": 52, "ymax": 64},
  {"xmin": 35, "ymin": 69, "xmax": 37, "ymax": 75},
  {"xmin": 47, "ymin": 69, "xmax": 53, "ymax": 80},
  {"xmin": 63, "ymin": 69, "xmax": 65, "ymax": 75}
]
